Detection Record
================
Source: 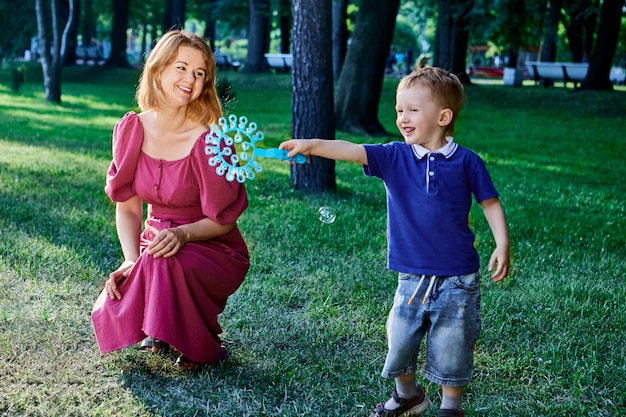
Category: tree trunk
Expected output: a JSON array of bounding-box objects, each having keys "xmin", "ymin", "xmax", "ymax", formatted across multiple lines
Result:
[
  {"xmin": 36, "ymin": 0, "xmax": 74, "ymax": 104},
  {"xmin": 564, "ymin": 7, "xmax": 584, "ymax": 61},
  {"xmin": 163, "ymin": 0, "xmax": 186, "ymax": 32},
  {"xmin": 539, "ymin": 0, "xmax": 562, "ymax": 62},
  {"xmin": 504, "ymin": 0, "xmax": 524, "ymax": 68},
  {"xmin": 82, "ymin": 0, "xmax": 95, "ymax": 46},
  {"xmin": 580, "ymin": 0, "xmax": 622, "ymax": 90},
  {"xmin": 331, "ymin": 0, "xmax": 348, "ymax": 79},
  {"xmin": 63, "ymin": 0, "xmax": 79, "ymax": 66},
  {"xmin": 563, "ymin": 0, "xmax": 597, "ymax": 62},
  {"xmin": 290, "ymin": 0, "xmax": 336, "ymax": 192},
  {"xmin": 334, "ymin": 0, "xmax": 400, "ymax": 136},
  {"xmin": 582, "ymin": 0, "xmax": 599, "ymax": 62},
  {"xmin": 243, "ymin": 0, "xmax": 270, "ymax": 73},
  {"xmin": 278, "ymin": 0, "xmax": 291, "ymax": 53},
  {"xmin": 107, "ymin": 0, "xmax": 131, "ymax": 67},
  {"xmin": 435, "ymin": 0, "xmax": 472, "ymax": 82},
  {"xmin": 451, "ymin": 0, "xmax": 472, "ymax": 83},
  {"xmin": 202, "ymin": 0, "xmax": 218, "ymax": 50},
  {"xmin": 434, "ymin": 0, "xmax": 451, "ymax": 68}
]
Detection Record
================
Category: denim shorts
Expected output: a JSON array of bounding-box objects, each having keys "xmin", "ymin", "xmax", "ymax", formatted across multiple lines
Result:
[{"xmin": 381, "ymin": 272, "xmax": 481, "ymax": 386}]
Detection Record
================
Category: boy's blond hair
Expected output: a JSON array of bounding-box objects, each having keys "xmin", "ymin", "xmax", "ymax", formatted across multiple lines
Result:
[
  {"xmin": 136, "ymin": 30, "xmax": 222, "ymax": 127},
  {"xmin": 397, "ymin": 67, "xmax": 464, "ymax": 136}
]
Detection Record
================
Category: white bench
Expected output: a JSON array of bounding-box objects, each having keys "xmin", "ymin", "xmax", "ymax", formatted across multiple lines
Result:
[
  {"xmin": 214, "ymin": 53, "xmax": 240, "ymax": 71},
  {"xmin": 264, "ymin": 53, "xmax": 292, "ymax": 72},
  {"xmin": 76, "ymin": 46, "xmax": 104, "ymax": 65},
  {"xmin": 525, "ymin": 61, "xmax": 589, "ymax": 88}
]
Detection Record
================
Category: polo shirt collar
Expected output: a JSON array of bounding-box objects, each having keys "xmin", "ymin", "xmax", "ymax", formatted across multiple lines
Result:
[{"xmin": 411, "ymin": 136, "xmax": 458, "ymax": 159}]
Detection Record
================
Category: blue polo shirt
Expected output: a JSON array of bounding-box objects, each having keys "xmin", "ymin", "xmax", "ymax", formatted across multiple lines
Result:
[{"xmin": 363, "ymin": 138, "xmax": 499, "ymax": 276}]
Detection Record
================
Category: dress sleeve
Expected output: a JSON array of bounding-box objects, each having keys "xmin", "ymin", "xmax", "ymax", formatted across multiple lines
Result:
[
  {"xmin": 104, "ymin": 112, "xmax": 144, "ymax": 202},
  {"xmin": 191, "ymin": 134, "xmax": 248, "ymax": 224}
]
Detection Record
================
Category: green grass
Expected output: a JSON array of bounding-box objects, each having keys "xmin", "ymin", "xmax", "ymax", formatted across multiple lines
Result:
[{"xmin": 0, "ymin": 65, "xmax": 625, "ymax": 416}]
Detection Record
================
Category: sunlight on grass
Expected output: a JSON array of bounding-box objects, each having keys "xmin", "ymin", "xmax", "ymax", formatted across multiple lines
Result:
[{"xmin": 0, "ymin": 67, "xmax": 624, "ymax": 417}]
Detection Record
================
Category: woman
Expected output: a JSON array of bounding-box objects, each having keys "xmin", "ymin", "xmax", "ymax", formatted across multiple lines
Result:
[{"xmin": 91, "ymin": 30, "xmax": 249, "ymax": 370}]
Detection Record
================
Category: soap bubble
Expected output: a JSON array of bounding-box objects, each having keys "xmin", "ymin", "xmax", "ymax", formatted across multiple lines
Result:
[{"xmin": 318, "ymin": 206, "xmax": 337, "ymax": 224}]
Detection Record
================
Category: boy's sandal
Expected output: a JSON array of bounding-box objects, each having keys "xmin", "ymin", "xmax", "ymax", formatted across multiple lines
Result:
[
  {"xmin": 140, "ymin": 337, "xmax": 168, "ymax": 354},
  {"xmin": 438, "ymin": 409, "xmax": 464, "ymax": 417},
  {"xmin": 369, "ymin": 387, "xmax": 430, "ymax": 417}
]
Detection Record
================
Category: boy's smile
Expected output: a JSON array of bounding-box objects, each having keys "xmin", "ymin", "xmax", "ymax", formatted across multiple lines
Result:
[{"xmin": 395, "ymin": 84, "xmax": 450, "ymax": 152}]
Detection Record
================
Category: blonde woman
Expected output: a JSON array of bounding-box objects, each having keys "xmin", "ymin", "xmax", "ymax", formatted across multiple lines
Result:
[{"xmin": 92, "ymin": 30, "xmax": 249, "ymax": 370}]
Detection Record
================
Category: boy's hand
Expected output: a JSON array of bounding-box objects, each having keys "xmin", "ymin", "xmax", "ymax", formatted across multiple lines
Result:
[
  {"xmin": 488, "ymin": 245, "xmax": 510, "ymax": 282},
  {"xmin": 280, "ymin": 139, "xmax": 316, "ymax": 158}
]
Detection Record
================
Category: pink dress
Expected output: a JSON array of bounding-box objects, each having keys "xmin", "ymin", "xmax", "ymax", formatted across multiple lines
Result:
[{"xmin": 91, "ymin": 112, "xmax": 249, "ymax": 363}]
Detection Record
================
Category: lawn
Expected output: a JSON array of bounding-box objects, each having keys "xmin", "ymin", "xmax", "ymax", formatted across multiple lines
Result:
[{"xmin": 0, "ymin": 64, "xmax": 624, "ymax": 417}]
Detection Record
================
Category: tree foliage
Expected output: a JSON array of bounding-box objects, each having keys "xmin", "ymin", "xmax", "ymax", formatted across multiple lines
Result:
[
  {"xmin": 3, "ymin": 0, "xmax": 625, "ymax": 111},
  {"xmin": 0, "ymin": 0, "xmax": 37, "ymax": 59}
]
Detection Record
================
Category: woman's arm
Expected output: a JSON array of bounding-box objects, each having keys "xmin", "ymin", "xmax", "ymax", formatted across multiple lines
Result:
[
  {"xmin": 146, "ymin": 217, "xmax": 235, "ymax": 259},
  {"xmin": 105, "ymin": 196, "xmax": 143, "ymax": 300},
  {"xmin": 115, "ymin": 196, "xmax": 143, "ymax": 262}
]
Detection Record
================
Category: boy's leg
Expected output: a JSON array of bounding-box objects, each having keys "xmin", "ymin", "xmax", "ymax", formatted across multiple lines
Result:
[
  {"xmin": 371, "ymin": 274, "xmax": 433, "ymax": 416},
  {"xmin": 440, "ymin": 385, "xmax": 464, "ymax": 412},
  {"xmin": 423, "ymin": 273, "xmax": 480, "ymax": 417}
]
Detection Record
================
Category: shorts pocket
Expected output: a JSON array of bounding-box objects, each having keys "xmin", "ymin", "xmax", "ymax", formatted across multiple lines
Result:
[
  {"xmin": 398, "ymin": 272, "xmax": 412, "ymax": 281},
  {"xmin": 454, "ymin": 272, "xmax": 480, "ymax": 291}
]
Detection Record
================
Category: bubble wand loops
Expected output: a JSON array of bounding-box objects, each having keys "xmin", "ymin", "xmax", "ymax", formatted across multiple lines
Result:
[{"xmin": 205, "ymin": 114, "xmax": 306, "ymax": 183}]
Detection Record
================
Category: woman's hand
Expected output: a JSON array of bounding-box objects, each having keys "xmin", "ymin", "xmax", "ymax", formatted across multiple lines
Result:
[
  {"xmin": 105, "ymin": 260, "xmax": 135, "ymax": 300},
  {"xmin": 147, "ymin": 227, "xmax": 187, "ymax": 258}
]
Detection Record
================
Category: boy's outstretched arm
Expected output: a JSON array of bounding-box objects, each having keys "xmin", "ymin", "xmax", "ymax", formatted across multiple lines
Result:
[
  {"xmin": 480, "ymin": 197, "xmax": 510, "ymax": 282},
  {"xmin": 280, "ymin": 139, "xmax": 368, "ymax": 165}
]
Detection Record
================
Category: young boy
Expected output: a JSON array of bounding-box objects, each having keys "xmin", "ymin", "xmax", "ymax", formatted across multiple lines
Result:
[{"xmin": 280, "ymin": 67, "xmax": 510, "ymax": 417}]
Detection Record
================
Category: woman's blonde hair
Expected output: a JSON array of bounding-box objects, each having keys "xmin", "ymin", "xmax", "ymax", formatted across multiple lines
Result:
[
  {"xmin": 136, "ymin": 30, "xmax": 221, "ymax": 127},
  {"xmin": 397, "ymin": 67, "xmax": 464, "ymax": 136}
]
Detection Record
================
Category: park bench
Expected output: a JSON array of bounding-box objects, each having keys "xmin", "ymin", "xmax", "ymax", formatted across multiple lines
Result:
[
  {"xmin": 264, "ymin": 53, "xmax": 292, "ymax": 72},
  {"xmin": 214, "ymin": 52, "xmax": 241, "ymax": 71},
  {"xmin": 525, "ymin": 61, "xmax": 589, "ymax": 88},
  {"xmin": 76, "ymin": 46, "xmax": 104, "ymax": 65}
]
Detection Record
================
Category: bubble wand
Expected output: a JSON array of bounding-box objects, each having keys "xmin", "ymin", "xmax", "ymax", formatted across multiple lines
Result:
[{"xmin": 205, "ymin": 114, "xmax": 306, "ymax": 183}]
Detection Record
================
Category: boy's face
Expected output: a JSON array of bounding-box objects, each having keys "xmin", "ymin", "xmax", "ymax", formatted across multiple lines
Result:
[{"xmin": 395, "ymin": 84, "xmax": 450, "ymax": 149}]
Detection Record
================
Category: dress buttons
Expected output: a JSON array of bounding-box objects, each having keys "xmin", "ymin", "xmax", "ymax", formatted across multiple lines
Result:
[
  {"xmin": 429, "ymin": 171, "xmax": 434, "ymax": 176},
  {"xmin": 153, "ymin": 184, "xmax": 159, "ymax": 190}
]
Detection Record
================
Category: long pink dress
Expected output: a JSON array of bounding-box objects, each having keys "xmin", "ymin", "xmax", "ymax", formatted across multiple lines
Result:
[{"xmin": 91, "ymin": 112, "xmax": 249, "ymax": 364}]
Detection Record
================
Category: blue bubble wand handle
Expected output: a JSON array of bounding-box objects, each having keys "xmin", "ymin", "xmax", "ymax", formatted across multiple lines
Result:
[
  {"xmin": 205, "ymin": 114, "xmax": 306, "ymax": 183},
  {"xmin": 254, "ymin": 148, "xmax": 307, "ymax": 164}
]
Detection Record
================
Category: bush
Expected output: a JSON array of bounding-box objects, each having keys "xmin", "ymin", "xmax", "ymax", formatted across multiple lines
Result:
[{"xmin": 11, "ymin": 64, "xmax": 26, "ymax": 92}]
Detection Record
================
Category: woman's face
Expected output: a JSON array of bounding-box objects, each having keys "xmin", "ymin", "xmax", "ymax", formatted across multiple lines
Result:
[{"xmin": 158, "ymin": 45, "xmax": 207, "ymax": 108}]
